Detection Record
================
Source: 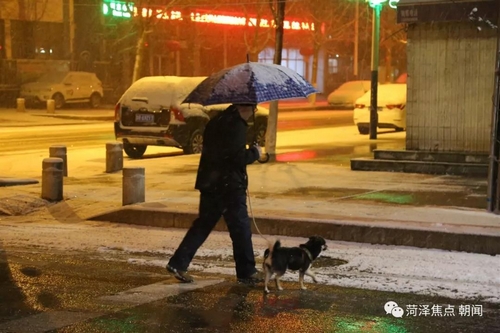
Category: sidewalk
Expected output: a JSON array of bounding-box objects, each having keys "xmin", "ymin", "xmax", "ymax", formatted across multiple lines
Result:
[{"xmin": 1, "ymin": 97, "xmax": 499, "ymax": 255}]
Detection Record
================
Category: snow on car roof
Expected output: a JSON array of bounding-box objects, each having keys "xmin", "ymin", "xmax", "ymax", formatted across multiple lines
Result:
[
  {"xmin": 356, "ymin": 83, "xmax": 407, "ymax": 106},
  {"xmin": 120, "ymin": 76, "xmax": 207, "ymax": 108}
]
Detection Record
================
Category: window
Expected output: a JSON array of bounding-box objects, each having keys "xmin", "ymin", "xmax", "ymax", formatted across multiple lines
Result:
[
  {"xmin": 11, "ymin": 20, "xmax": 65, "ymax": 59},
  {"xmin": 328, "ymin": 58, "xmax": 338, "ymax": 74},
  {"xmin": 258, "ymin": 47, "xmax": 305, "ymax": 77}
]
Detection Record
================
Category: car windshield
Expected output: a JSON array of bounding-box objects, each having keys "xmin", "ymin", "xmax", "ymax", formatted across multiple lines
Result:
[{"xmin": 37, "ymin": 72, "xmax": 67, "ymax": 84}]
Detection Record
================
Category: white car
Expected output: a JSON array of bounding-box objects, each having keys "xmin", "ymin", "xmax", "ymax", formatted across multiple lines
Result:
[
  {"xmin": 353, "ymin": 83, "xmax": 407, "ymax": 135},
  {"xmin": 327, "ymin": 80, "xmax": 370, "ymax": 109},
  {"xmin": 114, "ymin": 76, "xmax": 269, "ymax": 158},
  {"xmin": 20, "ymin": 71, "xmax": 103, "ymax": 109}
]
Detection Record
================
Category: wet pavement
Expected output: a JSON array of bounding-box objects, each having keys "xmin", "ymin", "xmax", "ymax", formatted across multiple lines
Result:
[
  {"xmin": 2, "ymin": 246, "xmax": 499, "ymax": 333},
  {"xmin": 51, "ymin": 282, "xmax": 500, "ymax": 333}
]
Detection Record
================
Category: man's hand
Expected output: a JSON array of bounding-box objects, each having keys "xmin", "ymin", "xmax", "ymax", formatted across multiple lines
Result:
[{"xmin": 254, "ymin": 144, "xmax": 262, "ymax": 159}]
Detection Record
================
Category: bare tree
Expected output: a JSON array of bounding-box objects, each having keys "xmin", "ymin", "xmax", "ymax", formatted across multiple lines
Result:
[
  {"xmin": 241, "ymin": 2, "xmax": 273, "ymax": 62},
  {"xmin": 379, "ymin": 7, "xmax": 407, "ymax": 82},
  {"xmin": 117, "ymin": 0, "xmax": 182, "ymax": 83},
  {"xmin": 264, "ymin": 0, "xmax": 286, "ymax": 162},
  {"xmin": 297, "ymin": 0, "xmax": 354, "ymax": 89}
]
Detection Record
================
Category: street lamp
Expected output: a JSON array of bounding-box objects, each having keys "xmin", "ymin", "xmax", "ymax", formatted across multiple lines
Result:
[
  {"xmin": 367, "ymin": 0, "xmax": 384, "ymax": 140},
  {"xmin": 365, "ymin": 0, "xmax": 400, "ymax": 140}
]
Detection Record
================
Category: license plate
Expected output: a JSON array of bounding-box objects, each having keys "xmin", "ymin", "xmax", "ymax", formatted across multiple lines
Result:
[{"xmin": 135, "ymin": 113, "xmax": 155, "ymax": 122}]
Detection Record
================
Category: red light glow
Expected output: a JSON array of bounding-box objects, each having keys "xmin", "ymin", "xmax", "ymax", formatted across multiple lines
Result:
[
  {"xmin": 135, "ymin": 8, "xmax": 314, "ymax": 31},
  {"xmin": 276, "ymin": 150, "xmax": 317, "ymax": 162}
]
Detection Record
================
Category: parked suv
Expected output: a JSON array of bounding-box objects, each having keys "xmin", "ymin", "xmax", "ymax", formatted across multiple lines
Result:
[
  {"xmin": 114, "ymin": 76, "xmax": 269, "ymax": 158},
  {"xmin": 20, "ymin": 71, "xmax": 103, "ymax": 109}
]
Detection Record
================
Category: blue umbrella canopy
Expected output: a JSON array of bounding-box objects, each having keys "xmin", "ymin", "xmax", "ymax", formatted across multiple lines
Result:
[{"xmin": 183, "ymin": 62, "xmax": 318, "ymax": 106}]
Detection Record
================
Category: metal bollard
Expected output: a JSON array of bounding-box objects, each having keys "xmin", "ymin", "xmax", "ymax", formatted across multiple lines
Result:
[
  {"xmin": 47, "ymin": 99, "xmax": 55, "ymax": 114},
  {"xmin": 49, "ymin": 145, "xmax": 68, "ymax": 177},
  {"xmin": 41, "ymin": 158, "xmax": 64, "ymax": 201},
  {"xmin": 16, "ymin": 98, "xmax": 25, "ymax": 113},
  {"xmin": 106, "ymin": 142, "xmax": 123, "ymax": 173},
  {"xmin": 122, "ymin": 167, "xmax": 145, "ymax": 206}
]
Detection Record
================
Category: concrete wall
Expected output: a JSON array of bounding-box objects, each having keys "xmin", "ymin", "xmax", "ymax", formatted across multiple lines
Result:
[{"xmin": 406, "ymin": 22, "xmax": 496, "ymax": 153}]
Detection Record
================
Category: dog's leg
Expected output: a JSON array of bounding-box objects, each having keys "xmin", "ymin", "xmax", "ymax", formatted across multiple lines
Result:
[
  {"xmin": 264, "ymin": 268, "xmax": 273, "ymax": 294},
  {"xmin": 299, "ymin": 271, "xmax": 307, "ymax": 290},
  {"xmin": 275, "ymin": 274, "xmax": 283, "ymax": 291},
  {"xmin": 304, "ymin": 268, "xmax": 318, "ymax": 283}
]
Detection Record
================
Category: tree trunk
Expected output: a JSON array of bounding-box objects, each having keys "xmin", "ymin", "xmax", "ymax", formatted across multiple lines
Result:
[
  {"xmin": 265, "ymin": 0, "xmax": 286, "ymax": 163},
  {"xmin": 132, "ymin": 28, "xmax": 146, "ymax": 83},
  {"xmin": 309, "ymin": 47, "xmax": 319, "ymax": 105}
]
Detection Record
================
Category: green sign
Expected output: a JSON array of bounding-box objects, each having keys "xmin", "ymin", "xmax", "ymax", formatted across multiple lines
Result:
[
  {"xmin": 366, "ymin": 0, "xmax": 399, "ymax": 9},
  {"xmin": 102, "ymin": 0, "xmax": 133, "ymax": 18}
]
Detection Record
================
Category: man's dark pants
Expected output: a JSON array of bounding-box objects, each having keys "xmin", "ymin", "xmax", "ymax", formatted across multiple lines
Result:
[{"xmin": 168, "ymin": 189, "xmax": 257, "ymax": 279}]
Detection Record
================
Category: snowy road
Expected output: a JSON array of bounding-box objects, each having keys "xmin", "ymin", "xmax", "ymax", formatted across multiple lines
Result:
[{"xmin": 2, "ymin": 218, "xmax": 499, "ymax": 304}]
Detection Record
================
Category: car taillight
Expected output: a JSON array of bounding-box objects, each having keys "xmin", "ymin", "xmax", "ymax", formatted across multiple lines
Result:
[
  {"xmin": 355, "ymin": 104, "xmax": 365, "ymax": 109},
  {"xmin": 171, "ymin": 107, "xmax": 185, "ymax": 121},
  {"xmin": 386, "ymin": 104, "xmax": 404, "ymax": 110},
  {"xmin": 114, "ymin": 103, "xmax": 120, "ymax": 121}
]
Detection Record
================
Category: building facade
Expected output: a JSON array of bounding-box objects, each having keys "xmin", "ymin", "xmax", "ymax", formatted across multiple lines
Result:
[
  {"xmin": 0, "ymin": 0, "xmax": 74, "ymax": 85},
  {"xmin": 398, "ymin": 0, "xmax": 498, "ymax": 153}
]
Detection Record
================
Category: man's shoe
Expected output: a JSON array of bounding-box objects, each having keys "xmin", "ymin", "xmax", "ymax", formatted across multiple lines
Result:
[
  {"xmin": 166, "ymin": 264, "xmax": 194, "ymax": 283},
  {"xmin": 237, "ymin": 271, "xmax": 264, "ymax": 286}
]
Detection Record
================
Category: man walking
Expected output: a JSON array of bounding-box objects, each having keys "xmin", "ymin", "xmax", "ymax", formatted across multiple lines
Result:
[{"xmin": 167, "ymin": 104, "xmax": 264, "ymax": 285}]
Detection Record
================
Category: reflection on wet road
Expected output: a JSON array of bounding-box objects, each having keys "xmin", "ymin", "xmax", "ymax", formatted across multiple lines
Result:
[{"xmin": 57, "ymin": 281, "xmax": 500, "ymax": 333}]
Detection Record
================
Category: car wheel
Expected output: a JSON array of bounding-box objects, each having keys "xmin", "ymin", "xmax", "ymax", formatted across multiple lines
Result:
[
  {"xmin": 123, "ymin": 143, "xmax": 147, "ymax": 159},
  {"xmin": 254, "ymin": 122, "xmax": 267, "ymax": 146},
  {"xmin": 52, "ymin": 93, "xmax": 65, "ymax": 109},
  {"xmin": 89, "ymin": 93, "xmax": 102, "ymax": 108},
  {"xmin": 183, "ymin": 128, "xmax": 203, "ymax": 154},
  {"xmin": 357, "ymin": 125, "xmax": 370, "ymax": 135}
]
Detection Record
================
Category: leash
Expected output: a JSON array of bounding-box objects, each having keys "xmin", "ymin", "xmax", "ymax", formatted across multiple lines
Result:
[{"xmin": 246, "ymin": 188, "xmax": 269, "ymax": 242}]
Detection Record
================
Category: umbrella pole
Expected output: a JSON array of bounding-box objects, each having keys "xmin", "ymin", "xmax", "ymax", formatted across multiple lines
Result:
[{"xmin": 252, "ymin": 109, "xmax": 269, "ymax": 163}]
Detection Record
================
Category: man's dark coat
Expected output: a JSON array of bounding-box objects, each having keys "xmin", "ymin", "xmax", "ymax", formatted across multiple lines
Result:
[{"xmin": 195, "ymin": 105, "xmax": 260, "ymax": 193}]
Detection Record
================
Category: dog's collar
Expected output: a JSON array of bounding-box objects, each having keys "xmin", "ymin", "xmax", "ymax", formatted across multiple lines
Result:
[{"xmin": 300, "ymin": 246, "xmax": 314, "ymax": 261}]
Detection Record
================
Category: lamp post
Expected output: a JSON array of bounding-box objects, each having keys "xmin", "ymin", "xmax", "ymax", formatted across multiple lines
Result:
[{"xmin": 367, "ymin": 0, "xmax": 384, "ymax": 140}]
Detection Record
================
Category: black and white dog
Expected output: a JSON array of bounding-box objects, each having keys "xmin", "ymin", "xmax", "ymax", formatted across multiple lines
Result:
[{"xmin": 262, "ymin": 236, "xmax": 327, "ymax": 293}]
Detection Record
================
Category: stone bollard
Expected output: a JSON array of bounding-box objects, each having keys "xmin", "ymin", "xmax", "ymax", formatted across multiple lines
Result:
[
  {"xmin": 106, "ymin": 142, "xmax": 123, "ymax": 173},
  {"xmin": 41, "ymin": 158, "xmax": 64, "ymax": 201},
  {"xmin": 49, "ymin": 145, "xmax": 68, "ymax": 177},
  {"xmin": 16, "ymin": 98, "xmax": 25, "ymax": 113},
  {"xmin": 122, "ymin": 167, "xmax": 145, "ymax": 206},
  {"xmin": 47, "ymin": 99, "xmax": 55, "ymax": 114}
]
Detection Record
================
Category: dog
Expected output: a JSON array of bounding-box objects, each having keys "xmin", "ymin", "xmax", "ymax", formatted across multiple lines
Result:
[{"xmin": 262, "ymin": 236, "xmax": 327, "ymax": 293}]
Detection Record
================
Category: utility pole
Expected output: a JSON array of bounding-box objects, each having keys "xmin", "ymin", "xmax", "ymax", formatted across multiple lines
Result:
[
  {"xmin": 487, "ymin": 3, "xmax": 500, "ymax": 213},
  {"xmin": 354, "ymin": 0, "xmax": 359, "ymax": 77},
  {"xmin": 369, "ymin": 3, "xmax": 381, "ymax": 140}
]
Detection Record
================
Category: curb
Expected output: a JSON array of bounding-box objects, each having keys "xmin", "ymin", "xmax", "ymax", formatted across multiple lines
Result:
[
  {"xmin": 0, "ymin": 178, "xmax": 39, "ymax": 187},
  {"xmin": 88, "ymin": 206, "xmax": 500, "ymax": 255}
]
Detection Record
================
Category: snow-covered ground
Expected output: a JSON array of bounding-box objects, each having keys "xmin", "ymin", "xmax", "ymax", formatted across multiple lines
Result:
[{"xmin": 2, "ymin": 218, "xmax": 499, "ymax": 304}]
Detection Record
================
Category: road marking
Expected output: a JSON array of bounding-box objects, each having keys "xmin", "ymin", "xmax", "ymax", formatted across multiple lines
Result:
[
  {"xmin": 0, "ymin": 279, "xmax": 224, "ymax": 333},
  {"xmin": 98, "ymin": 278, "xmax": 224, "ymax": 305}
]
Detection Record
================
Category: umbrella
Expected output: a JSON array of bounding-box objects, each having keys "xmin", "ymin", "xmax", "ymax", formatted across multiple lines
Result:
[{"xmin": 182, "ymin": 62, "xmax": 318, "ymax": 106}]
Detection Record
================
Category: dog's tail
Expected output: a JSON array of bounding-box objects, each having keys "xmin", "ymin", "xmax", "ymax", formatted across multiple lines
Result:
[
  {"xmin": 263, "ymin": 239, "xmax": 280, "ymax": 271},
  {"xmin": 264, "ymin": 239, "xmax": 281, "ymax": 258}
]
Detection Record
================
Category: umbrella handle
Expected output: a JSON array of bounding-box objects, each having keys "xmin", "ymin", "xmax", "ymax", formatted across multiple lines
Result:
[{"xmin": 258, "ymin": 152, "xmax": 270, "ymax": 164}]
